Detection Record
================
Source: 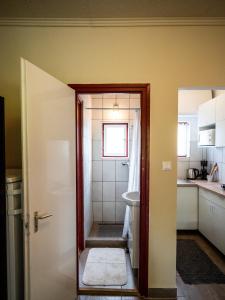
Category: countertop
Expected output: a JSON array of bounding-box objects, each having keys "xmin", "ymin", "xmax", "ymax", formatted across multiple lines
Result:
[{"xmin": 177, "ymin": 179, "xmax": 225, "ymax": 198}]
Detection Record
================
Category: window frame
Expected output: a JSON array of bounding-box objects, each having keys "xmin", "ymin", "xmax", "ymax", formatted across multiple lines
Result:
[
  {"xmin": 177, "ymin": 121, "xmax": 190, "ymax": 158},
  {"xmin": 102, "ymin": 122, "xmax": 129, "ymax": 158}
]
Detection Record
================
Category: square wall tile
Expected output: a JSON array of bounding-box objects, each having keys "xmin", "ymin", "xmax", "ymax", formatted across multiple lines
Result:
[
  {"xmin": 103, "ymin": 99, "xmax": 114, "ymax": 108},
  {"xmin": 93, "ymin": 202, "xmax": 102, "ymax": 222},
  {"xmin": 92, "ymin": 161, "xmax": 102, "ymax": 181},
  {"xmin": 92, "ymin": 182, "xmax": 102, "ymax": 202},
  {"xmin": 177, "ymin": 161, "xmax": 189, "ymax": 179},
  {"xmin": 116, "ymin": 202, "xmax": 126, "ymax": 223},
  {"xmin": 103, "ymin": 182, "xmax": 115, "ymax": 202},
  {"xmin": 214, "ymin": 148, "xmax": 223, "ymax": 163},
  {"xmin": 116, "ymin": 161, "xmax": 129, "ymax": 181},
  {"xmin": 103, "ymin": 161, "xmax": 115, "ymax": 181},
  {"xmin": 207, "ymin": 147, "xmax": 214, "ymax": 162},
  {"xmin": 130, "ymin": 98, "xmax": 140, "ymax": 108},
  {"xmin": 92, "ymin": 120, "xmax": 102, "ymax": 140},
  {"xmin": 92, "ymin": 140, "xmax": 102, "ymax": 160},
  {"xmin": 117, "ymin": 98, "xmax": 129, "ymax": 108},
  {"xmin": 92, "ymin": 98, "xmax": 102, "ymax": 108},
  {"xmin": 190, "ymin": 141, "xmax": 203, "ymax": 161},
  {"xmin": 116, "ymin": 182, "xmax": 128, "ymax": 201},
  {"xmin": 103, "ymin": 202, "xmax": 115, "ymax": 222},
  {"xmin": 92, "ymin": 109, "xmax": 102, "ymax": 120}
]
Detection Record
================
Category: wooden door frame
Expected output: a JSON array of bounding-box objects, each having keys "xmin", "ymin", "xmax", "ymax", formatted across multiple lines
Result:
[{"xmin": 68, "ymin": 84, "xmax": 150, "ymax": 297}]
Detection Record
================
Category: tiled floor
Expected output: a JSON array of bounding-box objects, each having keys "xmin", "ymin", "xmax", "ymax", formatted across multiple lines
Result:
[
  {"xmin": 86, "ymin": 224, "xmax": 127, "ymax": 248},
  {"xmin": 89, "ymin": 224, "xmax": 124, "ymax": 238},
  {"xmin": 79, "ymin": 248, "xmax": 138, "ymax": 295},
  {"xmin": 177, "ymin": 232, "xmax": 225, "ymax": 300}
]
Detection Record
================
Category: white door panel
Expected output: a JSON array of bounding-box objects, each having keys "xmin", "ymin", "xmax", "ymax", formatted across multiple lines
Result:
[{"xmin": 21, "ymin": 59, "xmax": 76, "ymax": 300}]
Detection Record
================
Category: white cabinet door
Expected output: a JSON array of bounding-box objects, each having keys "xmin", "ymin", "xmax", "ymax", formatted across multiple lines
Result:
[
  {"xmin": 177, "ymin": 187, "xmax": 198, "ymax": 230},
  {"xmin": 21, "ymin": 59, "xmax": 77, "ymax": 300},
  {"xmin": 216, "ymin": 120, "xmax": 225, "ymax": 147},
  {"xmin": 215, "ymin": 93, "xmax": 225, "ymax": 122},
  {"xmin": 199, "ymin": 188, "xmax": 225, "ymax": 255},
  {"xmin": 199, "ymin": 194, "xmax": 213, "ymax": 241},
  {"xmin": 213, "ymin": 203, "xmax": 225, "ymax": 254},
  {"xmin": 198, "ymin": 99, "xmax": 216, "ymax": 127}
]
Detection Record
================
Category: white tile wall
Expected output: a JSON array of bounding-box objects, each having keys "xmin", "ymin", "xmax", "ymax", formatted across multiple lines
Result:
[
  {"xmin": 92, "ymin": 161, "xmax": 102, "ymax": 181},
  {"xmin": 103, "ymin": 182, "xmax": 115, "ymax": 202},
  {"xmin": 103, "ymin": 202, "xmax": 116, "ymax": 222},
  {"xmin": 103, "ymin": 161, "xmax": 115, "ymax": 181},
  {"xmin": 177, "ymin": 115, "xmax": 203, "ymax": 179},
  {"xmin": 116, "ymin": 161, "xmax": 129, "ymax": 181},
  {"xmin": 91, "ymin": 93, "xmax": 141, "ymax": 223},
  {"xmin": 92, "ymin": 182, "xmax": 102, "ymax": 202},
  {"xmin": 93, "ymin": 202, "xmax": 103, "ymax": 222},
  {"xmin": 207, "ymin": 146, "xmax": 225, "ymax": 183}
]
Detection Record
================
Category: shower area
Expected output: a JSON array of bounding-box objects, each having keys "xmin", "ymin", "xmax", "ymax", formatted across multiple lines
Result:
[{"xmin": 79, "ymin": 92, "xmax": 141, "ymax": 290}]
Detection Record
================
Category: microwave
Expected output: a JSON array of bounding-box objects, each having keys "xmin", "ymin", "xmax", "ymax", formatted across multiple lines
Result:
[{"xmin": 199, "ymin": 128, "xmax": 215, "ymax": 146}]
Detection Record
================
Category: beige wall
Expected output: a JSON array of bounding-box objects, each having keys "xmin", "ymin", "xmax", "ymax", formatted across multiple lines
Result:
[{"xmin": 1, "ymin": 25, "xmax": 225, "ymax": 289}]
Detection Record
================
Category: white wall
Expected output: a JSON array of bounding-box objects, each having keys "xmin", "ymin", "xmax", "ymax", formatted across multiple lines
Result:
[
  {"xmin": 82, "ymin": 95, "xmax": 93, "ymax": 239},
  {"xmin": 91, "ymin": 93, "xmax": 140, "ymax": 223},
  {"xmin": 177, "ymin": 115, "xmax": 203, "ymax": 179}
]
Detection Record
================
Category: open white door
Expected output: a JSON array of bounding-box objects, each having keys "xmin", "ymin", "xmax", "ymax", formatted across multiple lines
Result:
[{"xmin": 21, "ymin": 59, "xmax": 76, "ymax": 300}]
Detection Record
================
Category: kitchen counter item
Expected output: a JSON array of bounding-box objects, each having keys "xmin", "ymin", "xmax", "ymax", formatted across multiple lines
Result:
[{"xmin": 186, "ymin": 168, "xmax": 199, "ymax": 180}]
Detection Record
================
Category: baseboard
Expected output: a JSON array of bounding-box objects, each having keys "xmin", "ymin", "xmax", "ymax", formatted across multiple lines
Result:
[{"xmin": 148, "ymin": 288, "xmax": 177, "ymax": 299}]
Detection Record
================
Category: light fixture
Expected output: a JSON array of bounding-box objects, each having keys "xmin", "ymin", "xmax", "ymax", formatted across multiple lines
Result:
[{"xmin": 112, "ymin": 98, "xmax": 119, "ymax": 119}]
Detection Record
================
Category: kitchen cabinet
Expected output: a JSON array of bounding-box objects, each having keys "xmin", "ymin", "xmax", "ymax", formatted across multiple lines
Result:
[
  {"xmin": 216, "ymin": 120, "xmax": 225, "ymax": 147},
  {"xmin": 177, "ymin": 187, "xmax": 198, "ymax": 230},
  {"xmin": 215, "ymin": 94, "xmax": 225, "ymax": 147},
  {"xmin": 198, "ymin": 98, "xmax": 216, "ymax": 128},
  {"xmin": 199, "ymin": 188, "xmax": 225, "ymax": 255}
]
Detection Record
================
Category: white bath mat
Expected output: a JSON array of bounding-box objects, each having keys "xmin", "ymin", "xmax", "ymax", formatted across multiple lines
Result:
[{"xmin": 82, "ymin": 248, "xmax": 127, "ymax": 286}]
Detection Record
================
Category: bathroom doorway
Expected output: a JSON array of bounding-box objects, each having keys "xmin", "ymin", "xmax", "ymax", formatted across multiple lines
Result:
[{"xmin": 69, "ymin": 84, "xmax": 150, "ymax": 297}]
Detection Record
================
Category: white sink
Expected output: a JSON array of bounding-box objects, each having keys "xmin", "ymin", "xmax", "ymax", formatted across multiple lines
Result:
[{"xmin": 122, "ymin": 191, "xmax": 140, "ymax": 206}]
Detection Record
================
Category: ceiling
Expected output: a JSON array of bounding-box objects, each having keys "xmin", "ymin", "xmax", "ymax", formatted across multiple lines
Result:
[{"xmin": 1, "ymin": 0, "xmax": 225, "ymax": 18}]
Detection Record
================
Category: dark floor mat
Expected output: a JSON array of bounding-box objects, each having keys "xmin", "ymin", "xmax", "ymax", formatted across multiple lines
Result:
[{"xmin": 177, "ymin": 239, "xmax": 225, "ymax": 284}]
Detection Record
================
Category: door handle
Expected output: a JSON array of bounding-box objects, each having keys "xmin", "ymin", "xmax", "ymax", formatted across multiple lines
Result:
[{"xmin": 34, "ymin": 211, "xmax": 53, "ymax": 232}]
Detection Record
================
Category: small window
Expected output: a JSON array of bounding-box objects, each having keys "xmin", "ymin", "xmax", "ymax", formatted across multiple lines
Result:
[
  {"xmin": 177, "ymin": 122, "xmax": 190, "ymax": 157},
  {"xmin": 102, "ymin": 123, "xmax": 128, "ymax": 157}
]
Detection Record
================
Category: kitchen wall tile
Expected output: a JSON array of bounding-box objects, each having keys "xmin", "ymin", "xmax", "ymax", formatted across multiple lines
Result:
[
  {"xmin": 92, "ymin": 161, "xmax": 102, "ymax": 181},
  {"xmin": 92, "ymin": 140, "xmax": 102, "ymax": 160},
  {"xmin": 103, "ymin": 182, "xmax": 115, "ymax": 202},
  {"xmin": 93, "ymin": 202, "xmax": 102, "ymax": 222},
  {"xmin": 177, "ymin": 161, "xmax": 189, "ymax": 179},
  {"xmin": 189, "ymin": 161, "xmax": 201, "ymax": 170},
  {"xmin": 103, "ymin": 161, "xmax": 115, "ymax": 181},
  {"xmin": 116, "ymin": 202, "xmax": 126, "ymax": 223},
  {"xmin": 207, "ymin": 147, "xmax": 214, "ymax": 162},
  {"xmin": 116, "ymin": 161, "xmax": 129, "ymax": 181},
  {"xmin": 103, "ymin": 202, "xmax": 115, "ymax": 222},
  {"xmin": 214, "ymin": 147, "xmax": 223, "ymax": 163},
  {"xmin": 92, "ymin": 120, "xmax": 102, "ymax": 140},
  {"xmin": 221, "ymin": 163, "xmax": 225, "ymax": 184},
  {"xmin": 190, "ymin": 141, "xmax": 202, "ymax": 161},
  {"xmin": 92, "ymin": 182, "xmax": 102, "ymax": 202},
  {"xmin": 223, "ymin": 148, "xmax": 225, "ymax": 163},
  {"xmin": 116, "ymin": 182, "xmax": 128, "ymax": 201}
]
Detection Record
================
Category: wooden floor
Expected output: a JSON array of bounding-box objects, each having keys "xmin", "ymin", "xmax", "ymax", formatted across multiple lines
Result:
[
  {"xmin": 177, "ymin": 232, "xmax": 225, "ymax": 300},
  {"xmin": 79, "ymin": 248, "xmax": 138, "ymax": 296}
]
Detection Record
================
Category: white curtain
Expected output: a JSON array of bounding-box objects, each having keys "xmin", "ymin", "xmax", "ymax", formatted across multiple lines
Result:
[
  {"xmin": 122, "ymin": 110, "xmax": 141, "ymax": 238},
  {"xmin": 128, "ymin": 110, "xmax": 141, "ymax": 192}
]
